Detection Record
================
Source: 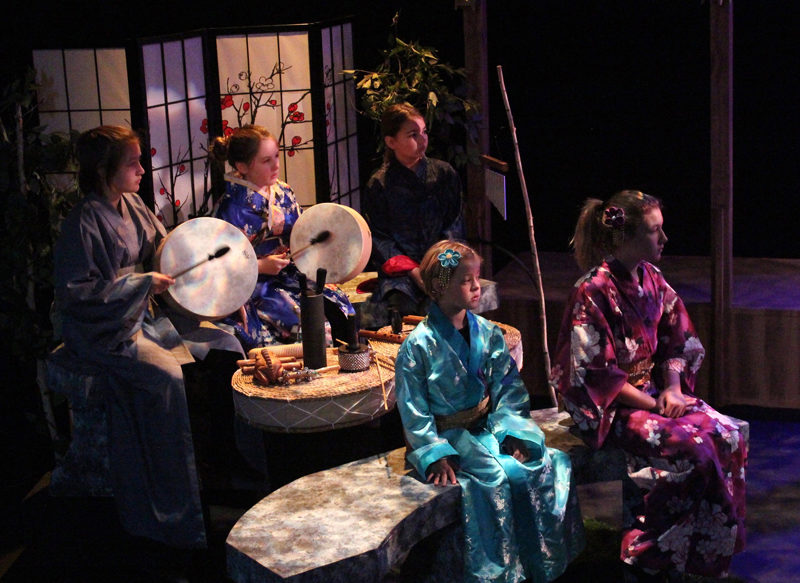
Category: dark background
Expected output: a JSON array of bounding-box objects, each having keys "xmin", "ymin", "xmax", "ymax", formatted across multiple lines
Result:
[{"xmin": 3, "ymin": 0, "xmax": 798, "ymax": 261}]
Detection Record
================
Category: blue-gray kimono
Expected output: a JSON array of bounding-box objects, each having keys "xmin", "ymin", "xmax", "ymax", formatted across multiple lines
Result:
[
  {"xmin": 395, "ymin": 304, "xmax": 584, "ymax": 582},
  {"xmin": 53, "ymin": 191, "xmax": 238, "ymax": 549}
]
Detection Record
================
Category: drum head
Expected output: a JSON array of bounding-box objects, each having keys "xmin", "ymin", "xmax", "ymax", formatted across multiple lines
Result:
[
  {"xmin": 290, "ymin": 203, "xmax": 372, "ymax": 284},
  {"xmin": 156, "ymin": 217, "xmax": 258, "ymax": 320}
]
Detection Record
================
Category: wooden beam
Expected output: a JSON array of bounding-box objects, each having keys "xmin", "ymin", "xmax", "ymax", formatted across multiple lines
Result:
[
  {"xmin": 462, "ymin": 0, "xmax": 493, "ymax": 275},
  {"xmin": 709, "ymin": 0, "xmax": 733, "ymax": 404}
]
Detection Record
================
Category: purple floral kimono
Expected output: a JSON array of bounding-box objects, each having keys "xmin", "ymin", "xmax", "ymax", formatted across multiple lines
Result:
[
  {"xmin": 215, "ymin": 175, "xmax": 354, "ymax": 351},
  {"xmin": 551, "ymin": 258, "xmax": 746, "ymax": 577}
]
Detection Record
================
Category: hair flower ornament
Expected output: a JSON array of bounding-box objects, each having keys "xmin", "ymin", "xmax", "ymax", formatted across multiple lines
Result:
[
  {"xmin": 436, "ymin": 248, "xmax": 462, "ymax": 292},
  {"xmin": 603, "ymin": 206, "xmax": 625, "ymax": 229},
  {"xmin": 438, "ymin": 248, "xmax": 462, "ymax": 268}
]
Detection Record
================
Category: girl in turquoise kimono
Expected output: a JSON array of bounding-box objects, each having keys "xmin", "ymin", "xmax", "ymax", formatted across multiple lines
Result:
[
  {"xmin": 395, "ymin": 240, "xmax": 584, "ymax": 583},
  {"xmin": 209, "ymin": 125, "xmax": 354, "ymax": 351}
]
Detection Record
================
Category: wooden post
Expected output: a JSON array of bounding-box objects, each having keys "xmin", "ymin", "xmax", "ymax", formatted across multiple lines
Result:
[
  {"xmin": 709, "ymin": 0, "xmax": 733, "ymax": 405},
  {"xmin": 461, "ymin": 0, "xmax": 493, "ymax": 275}
]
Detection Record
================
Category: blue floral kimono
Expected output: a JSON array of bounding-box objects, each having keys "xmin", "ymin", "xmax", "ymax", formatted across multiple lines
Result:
[
  {"xmin": 395, "ymin": 304, "xmax": 584, "ymax": 583},
  {"xmin": 215, "ymin": 175, "xmax": 354, "ymax": 351}
]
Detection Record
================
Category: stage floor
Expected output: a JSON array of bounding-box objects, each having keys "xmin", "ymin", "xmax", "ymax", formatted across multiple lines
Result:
[{"xmin": 485, "ymin": 252, "xmax": 800, "ymax": 409}]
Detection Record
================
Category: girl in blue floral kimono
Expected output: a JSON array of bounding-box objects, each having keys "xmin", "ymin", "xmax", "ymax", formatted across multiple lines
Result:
[
  {"xmin": 395, "ymin": 240, "xmax": 584, "ymax": 583},
  {"xmin": 551, "ymin": 190, "xmax": 746, "ymax": 580},
  {"xmin": 209, "ymin": 125, "xmax": 354, "ymax": 351}
]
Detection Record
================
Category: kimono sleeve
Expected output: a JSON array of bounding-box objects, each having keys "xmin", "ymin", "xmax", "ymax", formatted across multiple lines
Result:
[
  {"xmin": 653, "ymin": 272, "xmax": 705, "ymax": 393},
  {"xmin": 362, "ymin": 169, "xmax": 406, "ymax": 270},
  {"xmin": 483, "ymin": 323, "xmax": 545, "ymax": 458},
  {"xmin": 55, "ymin": 210, "xmax": 153, "ymax": 351},
  {"xmin": 216, "ymin": 195, "xmax": 263, "ymax": 241},
  {"xmin": 395, "ymin": 336, "xmax": 459, "ymax": 477},
  {"xmin": 551, "ymin": 281, "xmax": 628, "ymax": 448}
]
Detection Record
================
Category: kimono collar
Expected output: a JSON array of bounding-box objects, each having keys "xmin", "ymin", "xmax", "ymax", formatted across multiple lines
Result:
[
  {"xmin": 225, "ymin": 173, "xmax": 261, "ymax": 192},
  {"xmin": 607, "ymin": 257, "xmax": 647, "ymax": 287},
  {"xmin": 388, "ymin": 156, "xmax": 428, "ymax": 179},
  {"xmin": 427, "ymin": 303, "xmax": 483, "ymax": 378}
]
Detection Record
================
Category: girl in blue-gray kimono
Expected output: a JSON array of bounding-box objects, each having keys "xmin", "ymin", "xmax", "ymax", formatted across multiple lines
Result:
[
  {"xmin": 54, "ymin": 126, "xmax": 219, "ymax": 550},
  {"xmin": 395, "ymin": 240, "xmax": 584, "ymax": 583},
  {"xmin": 209, "ymin": 125, "xmax": 354, "ymax": 351}
]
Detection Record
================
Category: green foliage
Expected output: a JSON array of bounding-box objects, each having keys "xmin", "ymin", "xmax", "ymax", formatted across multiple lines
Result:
[
  {"xmin": 343, "ymin": 16, "xmax": 481, "ymax": 170},
  {"xmin": 0, "ymin": 68, "xmax": 81, "ymax": 364}
]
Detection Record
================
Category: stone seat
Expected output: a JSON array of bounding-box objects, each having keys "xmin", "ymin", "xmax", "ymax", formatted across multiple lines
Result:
[
  {"xmin": 531, "ymin": 406, "xmax": 751, "ymax": 527},
  {"xmin": 45, "ymin": 344, "xmax": 114, "ymax": 497},
  {"xmin": 225, "ymin": 448, "xmax": 464, "ymax": 583},
  {"xmin": 226, "ymin": 407, "xmax": 750, "ymax": 581},
  {"xmin": 226, "ymin": 412, "xmax": 586, "ymax": 583}
]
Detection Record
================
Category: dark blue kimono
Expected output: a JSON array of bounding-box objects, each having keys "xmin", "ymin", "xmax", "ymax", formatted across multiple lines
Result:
[{"xmin": 362, "ymin": 157, "xmax": 464, "ymax": 325}]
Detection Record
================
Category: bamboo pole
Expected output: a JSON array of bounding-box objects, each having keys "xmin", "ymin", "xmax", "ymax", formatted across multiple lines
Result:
[{"xmin": 496, "ymin": 66, "xmax": 557, "ymax": 408}]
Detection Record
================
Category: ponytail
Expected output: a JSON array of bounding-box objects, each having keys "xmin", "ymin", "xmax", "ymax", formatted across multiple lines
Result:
[{"xmin": 571, "ymin": 190, "xmax": 662, "ymax": 272}]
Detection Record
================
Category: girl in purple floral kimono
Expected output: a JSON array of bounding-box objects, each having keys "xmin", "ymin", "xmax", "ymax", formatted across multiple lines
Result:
[
  {"xmin": 551, "ymin": 190, "xmax": 746, "ymax": 580},
  {"xmin": 209, "ymin": 125, "xmax": 354, "ymax": 351}
]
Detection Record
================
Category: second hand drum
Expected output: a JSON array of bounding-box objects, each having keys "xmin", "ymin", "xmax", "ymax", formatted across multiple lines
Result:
[
  {"xmin": 155, "ymin": 216, "xmax": 258, "ymax": 320},
  {"xmin": 290, "ymin": 202, "xmax": 372, "ymax": 284}
]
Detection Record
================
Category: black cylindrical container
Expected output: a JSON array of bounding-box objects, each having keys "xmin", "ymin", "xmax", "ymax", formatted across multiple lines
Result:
[{"xmin": 300, "ymin": 292, "xmax": 327, "ymax": 370}]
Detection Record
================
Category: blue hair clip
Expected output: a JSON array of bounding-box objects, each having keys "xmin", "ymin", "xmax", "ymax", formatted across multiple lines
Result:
[
  {"xmin": 437, "ymin": 249, "xmax": 461, "ymax": 268},
  {"xmin": 436, "ymin": 248, "xmax": 461, "ymax": 293}
]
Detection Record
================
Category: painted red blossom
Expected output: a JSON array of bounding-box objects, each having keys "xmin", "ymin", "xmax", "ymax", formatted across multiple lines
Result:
[{"xmin": 221, "ymin": 95, "xmax": 234, "ymax": 109}]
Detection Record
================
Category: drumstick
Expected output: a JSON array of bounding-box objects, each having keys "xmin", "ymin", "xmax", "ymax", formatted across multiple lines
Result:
[
  {"xmin": 290, "ymin": 230, "xmax": 331, "ymax": 260},
  {"xmin": 170, "ymin": 245, "xmax": 230, "ymax": 278},
  {"xmin": 368, "ymin": 340, "xmax": 389, "ymax": 411}
]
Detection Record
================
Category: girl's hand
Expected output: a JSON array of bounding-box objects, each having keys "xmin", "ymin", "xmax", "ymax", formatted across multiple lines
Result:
[
  {"xmin": 657, "ymin": 386, "xmax": 687, "ymax": 418},
  {"xmin": 258, "ymin": 253, "xmax": 290, "ymax": 275},
  {"xmin": 150, "ymin": 272, "xmax": 175, "ymax": 295},
  {"xmin": 502, "ymin": 436, "xmax": 530, "ymax": 463},
  {"xmin": 426, "ymin": 457, "xmax": 459, "ymax": 487},
  {"xmin": 238, "ymin": 305, "xmax": 249, "ymax": 334},
  {"xmin": 410, "ymin": 267, "xmax": 424, "ymax": 291}
]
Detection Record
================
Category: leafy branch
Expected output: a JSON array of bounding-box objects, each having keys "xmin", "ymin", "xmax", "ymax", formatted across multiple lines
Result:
[{"xmin": 343, "ymin": 16, "xmax": 480, "ymax": 169}]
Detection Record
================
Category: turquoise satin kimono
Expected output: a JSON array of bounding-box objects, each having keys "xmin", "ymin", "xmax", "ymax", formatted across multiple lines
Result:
[{"xmin": 395, "ymin": 304, "xmax": 584, "ymax": 583}]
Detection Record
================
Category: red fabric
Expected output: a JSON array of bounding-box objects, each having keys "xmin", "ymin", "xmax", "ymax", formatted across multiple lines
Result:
[{"xmin": 381, "ymin": 255, "xmax": 419, "ymax": 276}]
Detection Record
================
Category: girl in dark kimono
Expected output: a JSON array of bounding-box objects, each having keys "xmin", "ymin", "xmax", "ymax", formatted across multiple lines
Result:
[
  {"xmin": 54, "ymin": 126, "xmax": 214, "ymax": 549},
  {"xmin": 551, "ymin": 190, "xmax": 746, "ymax": 580},
  {"xmin": 209, "ymin": 125, "xmax": 354, "ymax": 351},
  {"xmin": 361, "ymin": 103, "xmax": 464, "ymax": 328}
]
